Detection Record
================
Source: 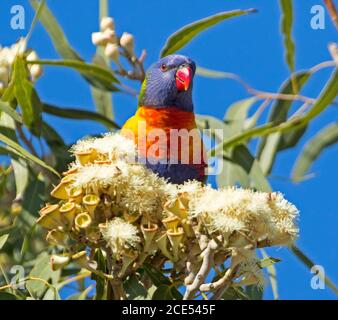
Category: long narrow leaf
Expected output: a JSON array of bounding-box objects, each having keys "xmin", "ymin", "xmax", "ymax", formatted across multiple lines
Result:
[
  {"xmin": 292, "ymin": 122, "xmax": 338, "ymax": 182},
  {"xmin": 290, "ymin": 245, "xmax": 338, "ymax": 296},
  {"xmin": 280, "ymin": 0, "xmax": 296, "ymax": 74},
  {"xmin": 0, "ymin": 132, "xmax": 59, "ymax": 177},
  {"xmin": 42, "ymin": 103, "xmax": 120, "ymax": 130},
  {"xmin": 160, "ymin": 9, "xmax": 256, "ymax": 57}
]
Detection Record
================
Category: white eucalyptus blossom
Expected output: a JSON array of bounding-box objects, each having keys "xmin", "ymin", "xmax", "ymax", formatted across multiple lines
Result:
[{"xmin": 101, "ymin": 218, "xmax": 140, "ymax": 254}]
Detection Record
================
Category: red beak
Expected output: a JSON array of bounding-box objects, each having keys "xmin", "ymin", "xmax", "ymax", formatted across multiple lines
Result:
[{"xmin": 175, "ymin": 66, "xmax": 192, "ymax": 91}]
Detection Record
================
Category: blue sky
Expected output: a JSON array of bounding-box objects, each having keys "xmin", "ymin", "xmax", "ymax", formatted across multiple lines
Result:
[{"xmin": 0, "ymin": 0, "xmax": 337, "ymax": 299}]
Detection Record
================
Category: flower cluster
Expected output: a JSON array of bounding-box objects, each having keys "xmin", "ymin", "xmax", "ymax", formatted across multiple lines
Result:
[
  {"xmin": 38, "ymin": 133, "xmax": 299, "ymax": 298},
  {"xmin": 0, "ymin": 38, "xmax": 42, "ymax": 90},
  {"xmin": 92, "ymin": 16, "xmax": 135, "ymax": 64}
]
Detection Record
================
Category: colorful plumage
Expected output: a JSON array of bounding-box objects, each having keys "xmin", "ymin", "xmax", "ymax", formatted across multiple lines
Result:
[{"xmin": 121, "ymin": 54, "xmax": 207, "ymax": 184}]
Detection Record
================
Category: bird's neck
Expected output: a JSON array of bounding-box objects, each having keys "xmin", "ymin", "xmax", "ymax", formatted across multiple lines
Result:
[{"xmin": 136, "ymin": 106, "xmax": 197, "ymax": 130}]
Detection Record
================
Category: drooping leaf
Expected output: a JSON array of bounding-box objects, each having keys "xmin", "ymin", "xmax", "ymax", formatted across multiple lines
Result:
[
  {"xmin": 91, "ymin": 55, "xmax": 114, "ymax": 119},
  {"xmin": 160, "ymin": 9, "xmax": 256, "ymax": 57},
  {"xmin": 0, "ymin": 101, "xmax": 22, "ymax": 123},
  {"xmin": 29, "ymin": 59, "xmax": 120, "ymax": 91},
  {"xmin": 12, "ymin": 158, "xmax": 29, "ymax": 201},
  {"xmin": 26, "ymin": 253, "xmax": 59, "ymax": 299},
  {"xmin": 279, "ymin": 0, "xmax": 296, "ymax": 75},
  {"xmin": 257, "ymin": 72, "xmax": 310, "ymax": 175},
  {"xmin": 152, "ymin": 284, "xmax": 181, "ymax": 300},
  {"xmin": 245, "ymin": 285, "xmax": 264, "ymax": 300},
  {"xmin": 6, "ymin": 56, "xmax": 43, "ymax": 134},
  {"xmin": 290, "ymin": 245, "xmax": 338, "ymax": 296},
  {"xmin": 143, "ymin": 263, "xmax": 182, "ymax": 300},
  {"xmin": 41, "ymin": 122, "xmax": 70, "ymax": 172},
  {"xmin": 124, "ymin": 274, "xmax": 155, "ymax": 300},
  {"xmin": 196, "ymin": 114, "xmax": 231, "ymax": 142},
  {"xmin": 0, "ymin": 132, "xmax": 59, "ymax": 177},
  {"xmin": 218, "ymin": 145, "xmax": 272, "ymax": 191},
  {"xmin": 224, "ymin": 97, "xmax": 257, "ymax": 135},
  {"xmin": 292, "ymin": 122, "xmax": 338, "ymax": 182},
  {"xmin": 42, "ymin": 103, "xmax": 120, "ymax": 130},
  {"xmin": 29, "ymin": 0, "xmax": 81, "ymax": 60},
  {"xmin": 0, "ymin": 292, "xmax": 18, "ymax": 300}
]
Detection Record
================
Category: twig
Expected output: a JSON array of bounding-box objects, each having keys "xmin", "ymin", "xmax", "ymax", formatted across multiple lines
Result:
[
  {"xmin": 183, "ymin": 240, "xmax": 218, "ymax": 300},
  {"xmin": 324, "ymin": 0, "xmax": 338, "ymax": 29}
]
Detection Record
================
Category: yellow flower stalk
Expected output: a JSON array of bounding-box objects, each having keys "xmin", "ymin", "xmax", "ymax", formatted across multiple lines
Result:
[{"xmin": 167, "ymin": 227, "xmax": 184, "ymax": 262}]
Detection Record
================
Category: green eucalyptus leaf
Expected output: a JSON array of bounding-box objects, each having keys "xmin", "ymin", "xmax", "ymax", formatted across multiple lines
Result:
[
  {"xmin": 6, "ymin": 57, "xmax": 42, "ymax": 135},
  {"xmin": 152, "ymin": 284, "xmax": 181, "ymax": 300},
  {"xmin": 292, "ymin": 122, "xmax": 338, "ymax": 182},
  {"xmin": 29, "ymin": 59, "xmax": 120, "ymax": 91},
  {"xmin": 279, "ymin": 0, "xmax": 295, "ymax": 74},
  {"xmin": 257, "ymin": 72, "xmax": 310, "ymax": 175},
  {"xmin": 160, "ymin": 9, "xmax": 256, "ymax": 57},
  {"xmin": 0, "ymin": 132, "xmax": 59, "ymax": 177},
  {"xmin": 224, "ymin": 97, "xmax": 257, "ymax": 135},
  {"xmin": 218, "ymin": 145, "xmax": 271, "ymax": 191},
  {"xmin": 0, "ymin": 292, "xmax": 18, "ymax": 300},
  {"xmin": 26, "ymin": 253, "xmax": 59, "ymax": 299},
  {"xmin": 91, "ymin": 54, "xmax": 114, "ymax": 119},
  {"xmin": 124, "ymin": 274, "xmax": 155, "ymax": 300},
  {"xmin": 0, "ymin": 101, "xmax": 22, "ymax": 123},
  {"xmin": 42, "ymin": 103, "xmax": 120, "ymax": 130}
]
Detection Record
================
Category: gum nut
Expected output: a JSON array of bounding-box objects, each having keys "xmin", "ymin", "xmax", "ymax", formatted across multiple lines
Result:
[
  {"xmin": 100, "ymin": 17, "xmax": 115, "ymax": 31},
  {"xmin": 59, "ymin": 202, "xmax": 76, "ymax": 225}
]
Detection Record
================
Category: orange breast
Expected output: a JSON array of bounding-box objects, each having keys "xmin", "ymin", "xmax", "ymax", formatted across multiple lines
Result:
[{"xmin": 121, "ymin": 106, "xmax": 206, "ymax": 165}]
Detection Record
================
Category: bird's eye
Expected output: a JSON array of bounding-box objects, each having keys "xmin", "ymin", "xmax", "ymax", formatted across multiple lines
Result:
[{"xmin": 160, "ymin": 64, "xmax": 168, "ymax": 72}]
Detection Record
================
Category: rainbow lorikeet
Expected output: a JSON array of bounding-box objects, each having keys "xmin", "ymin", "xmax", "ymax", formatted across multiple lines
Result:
[{"xmin": 121, "ymin": 54, "xmax": 207, "ymax": 184}]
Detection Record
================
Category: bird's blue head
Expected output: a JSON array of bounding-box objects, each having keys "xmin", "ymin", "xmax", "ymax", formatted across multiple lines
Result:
[{"xmin": 138, "ymin": 54, "xmax": 196, "ymax": 112}]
